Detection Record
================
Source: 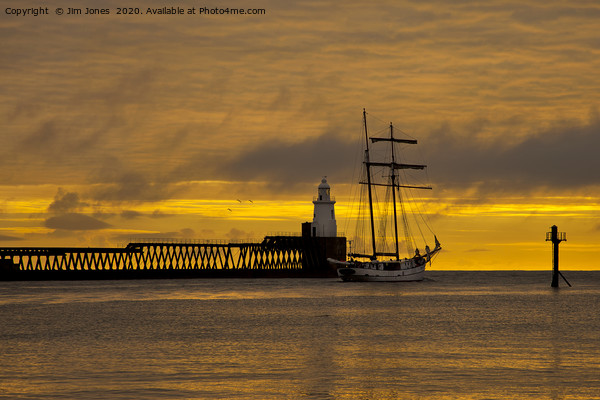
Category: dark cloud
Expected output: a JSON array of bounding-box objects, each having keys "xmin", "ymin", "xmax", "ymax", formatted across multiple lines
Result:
[
  {"xmin": 511, "ymin": 5, "xmax": 600, "ymax": 24},
  {"xmin": 216, "ymin": 133, "xmax": 358, "ymax": 189},
  {"xmin": 15, "ymin": 119, "xmax": 107, "ymax": 168},
  {"xmin": 119, "ymin": 209, "xmax": 173, "ymax": 219},
  {"xmin": 90, "ymin": 170, "xmax": 179, "ymax": 202},
  {"xmin": 120, "ymin": 210, "xmax": 143, "ymax": 219},
  {"xmin": 210, "ymin": 112, "xmax": 600, "ymax": 196},
  {"xmin": 425, "ymin": 115, "xmax": 600, "ymax": 192},
  {"xmin": 467, "ymin": 248, "xmax": 491, "ymax": 253},
  {"xmin": 44, "ymin": 213, "xmax": 111, "ymax": 231},
  {"xmin": 48, "ymin": 188, "xmax": 87, "ymax": 213},
  {"xmin": 151, "ymin": 209, "xmax": 171, "ymax": 218},
  {"xmin": 17, "ymin": 120, "xmax": 60, "ymax": 152},
  {"xmin": 0, "ymin": 234, "xmax": 24, "ymax": 242}
]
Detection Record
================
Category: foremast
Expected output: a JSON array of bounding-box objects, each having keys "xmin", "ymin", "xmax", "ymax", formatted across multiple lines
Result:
[{"xmin": 362, "ymin": 108, "xmax": 377, "ymax": 260}]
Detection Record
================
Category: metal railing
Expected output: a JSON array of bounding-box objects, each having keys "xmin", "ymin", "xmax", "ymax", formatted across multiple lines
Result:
[
  {"xmin": 545, "ymin": 232, "xmax": 567, "ymax": 241},
  {"xmin": 313, "ymin": 196, "xmax": 336, "ymax": 202}
]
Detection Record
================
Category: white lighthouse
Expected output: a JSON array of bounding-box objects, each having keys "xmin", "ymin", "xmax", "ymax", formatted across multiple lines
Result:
[{"xmin": 311, "ymin": 177, "xmax": 337, "ymax": 237}]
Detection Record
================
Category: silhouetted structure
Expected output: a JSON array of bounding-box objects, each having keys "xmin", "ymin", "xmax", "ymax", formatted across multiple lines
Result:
[
  {"xmin": 0, "ymin": 236, "xmax": 345, "ymax": 280},
  {"xmin": 545, "ymin": 225, "xmax": 570, "ymax": 288}
]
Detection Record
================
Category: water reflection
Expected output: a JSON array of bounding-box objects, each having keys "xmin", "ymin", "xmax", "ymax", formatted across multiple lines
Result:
[{"xmin": 1, "ymin": 273, "xmax": 599, "ymax": 399}]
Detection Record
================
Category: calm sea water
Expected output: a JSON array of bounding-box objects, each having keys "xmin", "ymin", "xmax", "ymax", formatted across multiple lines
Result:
[{"xmin": 1, "ymin": 271, "xmax": 599, "ymax": 400}]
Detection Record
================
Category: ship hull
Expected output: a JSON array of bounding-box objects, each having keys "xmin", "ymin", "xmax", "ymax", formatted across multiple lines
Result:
[{"xmin": 329, "ymin": 258, "xmax": 427, "ymax": 282}]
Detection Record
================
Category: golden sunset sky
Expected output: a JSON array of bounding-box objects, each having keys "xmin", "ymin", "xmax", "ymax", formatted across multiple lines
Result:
[{"xmin": 2, "ymin": 0, "xmax": 599, "ymax": 270}]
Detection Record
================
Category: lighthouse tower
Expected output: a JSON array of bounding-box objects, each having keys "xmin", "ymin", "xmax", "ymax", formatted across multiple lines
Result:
[{"xmin": 311, "ymin": 177, "xmax": 337, "ymax": 237}]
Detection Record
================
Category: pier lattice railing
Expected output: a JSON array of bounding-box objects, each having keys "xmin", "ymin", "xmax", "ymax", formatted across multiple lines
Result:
[
  {"xmin": 125, "ymin": 241, "xmax": 304, "ymax": 270},
  {"xmin": 0, "ymin": 237, "xmax": 312, "ymax": 272}
]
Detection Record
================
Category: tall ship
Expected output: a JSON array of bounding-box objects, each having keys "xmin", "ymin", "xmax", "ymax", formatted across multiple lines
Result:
[{"xmin": 328, "ymin": 109, "xmax": 441, "ymax": 282}]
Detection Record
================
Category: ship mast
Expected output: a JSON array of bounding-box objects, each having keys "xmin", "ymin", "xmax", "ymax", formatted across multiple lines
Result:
[
  {"xmin": 363, "ymin": 108, "xmax": 377, "ymax": 259},
  {"xmin": 389, "ymin": 122, "xmax": 400, "ymax": 260}
]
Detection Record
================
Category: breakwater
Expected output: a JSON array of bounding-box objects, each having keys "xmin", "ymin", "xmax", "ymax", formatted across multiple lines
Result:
[{"xmin": 0, "ymin": 236, "xmax": 346, "ymax": 280}]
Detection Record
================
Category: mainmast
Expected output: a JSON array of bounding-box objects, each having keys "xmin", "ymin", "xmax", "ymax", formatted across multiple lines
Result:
[
  {"xmin": 389, "ymin": 122, "xmax": 400, "ymax": 260},
  {"xmin": 363, "ymin": 108, "xmax": 377, "ymax": 259}
]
